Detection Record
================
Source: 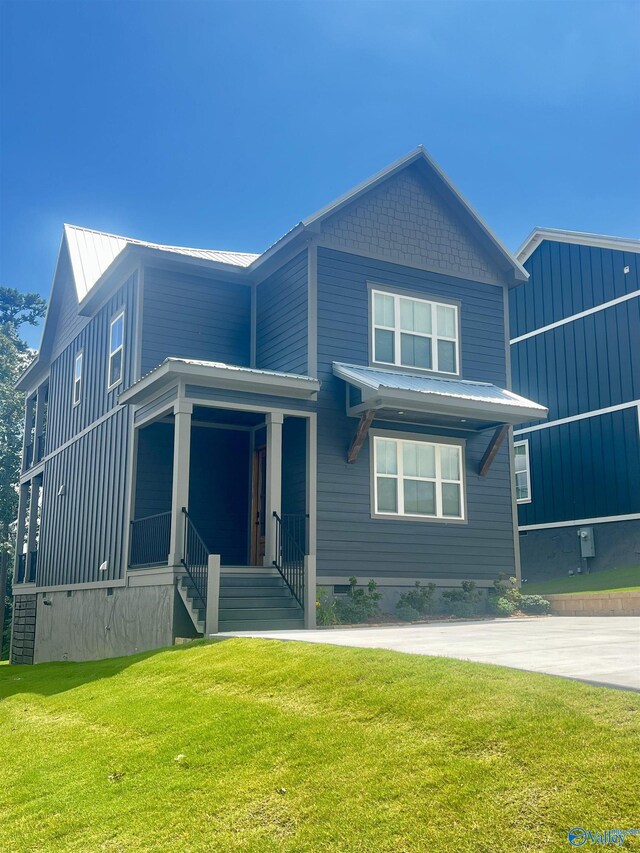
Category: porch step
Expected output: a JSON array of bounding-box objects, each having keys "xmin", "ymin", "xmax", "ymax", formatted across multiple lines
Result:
[
  {"xmin": 219, "ymin": 617, "xmax": 305, "ymax": 632},
  {"xmin": 218, "ymin": 570, "xmax": 304, "ymax": 632}
]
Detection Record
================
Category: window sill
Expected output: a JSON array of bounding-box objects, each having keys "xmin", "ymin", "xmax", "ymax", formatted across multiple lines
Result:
[{"xmin": 370, "ymin": 511, "xmax": 468, "ymax": 525}]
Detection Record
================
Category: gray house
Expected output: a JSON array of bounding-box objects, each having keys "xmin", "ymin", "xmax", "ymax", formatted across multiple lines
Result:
[{"xmin": 11, "ymin": 147, "xmax": 546, "ymax": 664}]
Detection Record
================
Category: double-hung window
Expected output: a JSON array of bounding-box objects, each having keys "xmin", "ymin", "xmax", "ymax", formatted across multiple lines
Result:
[
  {"xmin": 73, "ymin": 351, "xmax": 83, "ymax": 405},
  {"xmin": 108, "ymin": 310, "xmax": 125, "ymax": 389},
  {"xmin": 373, "ymin": 434, "xmax": 465, "ymax": 520},
  {"xmin": 514, "ymin": 440, "xmax": 531, "ymax": 503},
  {"xmin": 372, "ymin": 289, "xmax": 459, "ymax": 374}
]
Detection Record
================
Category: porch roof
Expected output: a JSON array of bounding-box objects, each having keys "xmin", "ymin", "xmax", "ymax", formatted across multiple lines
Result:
[
  {"xmin": 119, "ymin": 358, "xmax": 320, "ymax": 405},
  {"xmin": 333, "ymin": 362, "xmax": 547, "ymax": 428}
]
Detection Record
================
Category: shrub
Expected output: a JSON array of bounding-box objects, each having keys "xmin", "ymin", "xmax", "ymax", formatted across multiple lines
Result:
[
  {"xmin": 315, "ymin": 587, "xmax": 338, "ymax": 626},
  {"xmin": 396, "ymin": 604, "xmax": 421, "ymax": 622},
  {"xmin": 441, "ymin": 580, "xmax": 483, "ymax": 618},
  {"xmin": 333, "ymin": 577, "xmax": 382, "ymax": 624},
  {"xmin": 396, "ymin": 581, "xmax": 437, "ymax": 619},
  {"xmin": 489, "ymin": 597, "xmax": 516, "ymax": 617},
  {"xmin": 520, "ymin": 594, "xmax": 551, "ymax": 615}
]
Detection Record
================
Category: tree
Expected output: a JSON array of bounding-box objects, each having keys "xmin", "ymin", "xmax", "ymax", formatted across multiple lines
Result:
[{"xmin": 0, "ymin": 287, "xmax": 46, "ymax": 657}]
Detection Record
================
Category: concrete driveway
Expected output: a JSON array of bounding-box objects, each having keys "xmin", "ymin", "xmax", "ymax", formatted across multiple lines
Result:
[{"xmin": 220, "ymin": 617, "xmax": 640, "ymax": 691}]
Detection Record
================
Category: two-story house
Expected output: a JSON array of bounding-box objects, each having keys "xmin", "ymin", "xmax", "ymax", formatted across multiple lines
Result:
[
  {"xmin": 11, "ymin": 147, "xmax": 546, "ymax": 664},
  {"xmin": 510, "ymin": 229, "xmax": 640, "ymax": 580}
]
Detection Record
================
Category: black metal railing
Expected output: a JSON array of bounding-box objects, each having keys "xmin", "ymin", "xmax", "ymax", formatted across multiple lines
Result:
[
  {"xmin": 129, "ymin": 511, "xmax": 171, "ymax": 567},
  {"xmin": 36, "ymin": 433, "xmax": 46, "ymax": 463},
  {"xmin": 16, "ymin": 553, "xmax": 26, "ymax": 584},
  {"xmin": 282, "ymin": 513, "xmax": 308, "ymax": 553},
  {"xmin": 181, "ymin": 508, "xmax": 209, "ymax": 609},
  {"xmin": 273, "ymin": 511, "xmax": 306, "ymax": 607},
  {"xmin": 24, "ymin": 443, "xmax": 33, "ymax": 470},
  {"xmin": 27, "ymin": 549, "xmax": 38, "ymax": 583}
]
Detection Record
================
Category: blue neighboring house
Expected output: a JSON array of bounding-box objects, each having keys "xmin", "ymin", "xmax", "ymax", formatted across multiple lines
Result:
[
  {"xmin": 11, "ymin": 147, "xmax": 546, "ymax": 664},
  {"xmin": 510, "ymin": 229, "xmax": 640, "ymax": 580}
]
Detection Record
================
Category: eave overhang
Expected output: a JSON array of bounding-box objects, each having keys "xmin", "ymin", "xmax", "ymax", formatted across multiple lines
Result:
[
  {"xmin": 119, "ymin": 358, "xmax": 320, "ymax": 407},
  {"xmin": 333, "ymin": 362, "xmax": 548, "ymax": 429}
]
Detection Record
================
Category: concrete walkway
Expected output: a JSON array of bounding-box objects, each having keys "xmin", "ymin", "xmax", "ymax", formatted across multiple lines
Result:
[{"xmin": 220, "ymin": 616, "xmax": 640, "ymax": 691}]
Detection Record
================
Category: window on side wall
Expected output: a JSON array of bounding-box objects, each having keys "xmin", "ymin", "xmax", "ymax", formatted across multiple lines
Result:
[
  {"xmin": 514, "ymin": 440, "xmax": 531, "ymax": 503},
  {"xmin": 73, "ymin": 351, "xmax": 83, "ymax": 405},
  {"xmin": 373, "ymin": 434, "xmax": 465, "ymax": 521},
  {"xmin": 371, "ymin": 289, "xmax": 459, "ymax": 375},
  {"xmin": 108, "ymin": 310, "xmax": 125, "ymax": 389}
]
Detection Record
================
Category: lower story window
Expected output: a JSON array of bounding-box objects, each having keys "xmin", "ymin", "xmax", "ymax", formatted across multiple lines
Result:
[
  {"xmin": 514, "ymin": 439, "xmax": 531, "ymax": 503},
  {"xmin": 373, "ymin": 434, "xmax": 465, "ymax": 520}
]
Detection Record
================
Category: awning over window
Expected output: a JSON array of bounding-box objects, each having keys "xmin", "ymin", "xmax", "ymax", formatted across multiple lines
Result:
[{"xmin": 333, "ymin": 362, "xmax": 547, "ymax": 430}]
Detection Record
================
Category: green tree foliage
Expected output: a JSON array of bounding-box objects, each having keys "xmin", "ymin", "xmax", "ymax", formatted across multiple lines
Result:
[{"xmin": 1, "ymin": 287, "xmax": 46, "ymax": 656}]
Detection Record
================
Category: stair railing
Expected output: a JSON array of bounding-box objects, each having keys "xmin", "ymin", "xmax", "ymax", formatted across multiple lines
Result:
[
  {"xmin": 273, "ymin": 512, "xmax": 306, "ymax": 608},
  {"xmin": 181, "ymin": 508, "xmax": 210, "ymax": 609}
]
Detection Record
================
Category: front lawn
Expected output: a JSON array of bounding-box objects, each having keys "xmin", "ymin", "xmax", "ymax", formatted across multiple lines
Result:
[
  {"xmin": 524, "ymin": 564, "xmax": 640, "ymax": 596},
  {"xmin": 1, "ymin": 639, "xmax": 638, "ymax": 851}
]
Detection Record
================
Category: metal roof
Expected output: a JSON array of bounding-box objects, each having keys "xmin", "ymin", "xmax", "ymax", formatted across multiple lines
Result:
[
  {"xmin": 333, "ymin": 362, "xmax": 547, "ymax": 425},
  {"xmin": 516, "ymin": 228, "xmax": 640, "ymax": 264},
  {"xmin": 64, "ymin": 224, "xmax": 259, "ymax": 301}
]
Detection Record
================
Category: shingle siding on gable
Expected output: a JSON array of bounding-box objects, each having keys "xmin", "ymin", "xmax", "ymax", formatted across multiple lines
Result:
[
  {"xmin": 141, "ymin": 266, "xmax": 251, "ymax": 375},
  {"xmin": 320, "ymin": 164, "xmax": 503, "ymax": 285},
  {"xmin": 256, "ymin": 251, "xmax": 308, "ymax": 374}
]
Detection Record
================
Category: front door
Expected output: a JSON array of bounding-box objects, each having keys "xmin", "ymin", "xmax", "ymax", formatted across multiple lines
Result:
[{"xmin": 251, "ymin": 445, "xmax": 267, "ymax": 565}]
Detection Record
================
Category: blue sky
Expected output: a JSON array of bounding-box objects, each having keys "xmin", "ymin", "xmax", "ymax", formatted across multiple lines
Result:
[{"xmin": 1, "ymin": 0, "xmax": 638, "ymax": 347}]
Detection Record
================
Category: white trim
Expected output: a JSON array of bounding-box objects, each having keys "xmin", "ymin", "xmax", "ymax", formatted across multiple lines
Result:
[
  {"xmin": 371, "ymin": 432, "xmax": 466, "ymax": 522},
  {"xmin": 107, "ymin": 308, "xmax": 125, "ymax": 390},
  {"xmin": 516, "ymin": 227, "xmax": 640, "ymax": 264},
  {"xmin": 510, "ymin": 289, "xmax": 640, "ymax": 345},
  {"xmin": 72, "ymin": 350, "xmax": 83, "ymax": 406},
  {"xmin": 514, "ymin": 439, "xmax": 531, "ymax": 504},
  {"xmin": 519, "ymin": 513, "xmax": 640, "ymax": 532},
  {"xmin": 371, "ymin": 288, "xmax": 460, "ymax": 376},
  {"xmin": 514, "ymin": 400, "xmax": 640, "ymax": 436}
]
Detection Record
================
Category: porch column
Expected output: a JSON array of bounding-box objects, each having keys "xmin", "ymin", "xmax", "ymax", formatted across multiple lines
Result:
[
  {"xmin": 264, "ymin": 411, "xmax": 283, "ymax": 567},
  {"xmin": 13, "ymin": 483, "xmax": 29, "ymax": 580},
  {"xmin": 168, "ymin": 400, "xmax": 193, "ymax": 567},
  {"xmin": 25, "ymin": 477, "xmax": 41, "ymax": 582},
  {"xmin": 22, "ymin": 396, "xmax": 35, "ymax": 471}
]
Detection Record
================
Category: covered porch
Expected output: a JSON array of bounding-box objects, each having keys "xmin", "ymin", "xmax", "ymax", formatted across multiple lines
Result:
[{"xmin": 119, "ymin": 359, "xmax": 319, "ymax": 633}]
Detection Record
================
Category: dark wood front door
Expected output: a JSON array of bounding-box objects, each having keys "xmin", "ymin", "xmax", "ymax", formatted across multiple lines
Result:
[{"xmin": 251, "ymin": 445, "xmax": 267, "ymax": 565}]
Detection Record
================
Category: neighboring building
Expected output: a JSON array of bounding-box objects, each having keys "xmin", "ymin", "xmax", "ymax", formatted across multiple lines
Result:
[
  {"xmin": 11, "ymin": 147, "xmax": 546, "ymax": 664},
  {"xmin": 510, "ymin": 229, "xmax": 640, "ymax": 580}
]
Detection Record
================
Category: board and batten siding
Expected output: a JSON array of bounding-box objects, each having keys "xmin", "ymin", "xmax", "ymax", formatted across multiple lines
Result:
[
  {"xmin": 37, "ymin": 406, "xmax": 131, "ymax": 586},
  {"xmin": 35, "ymin": 273, "xmax": 139, "ymax": 587},
  {"xmin": 510, "ymin": 240, "xmax": 640, "ymax": 528},
  {"xmin": 141, "ymin": 265, "xmax": 251, "ymax": 375},
  {"xmin": 517, "ymin": 407, "xmax": 640, "ymax": 527},
  {"xmin": 510, "ymin": 240, "xmax": 639, "ymax": 339},
  {"xmin": 255, "ymin": 251, "xmax": 308, "ymax": 375},
  {"xmin": 315, "ymin": 247, "xmax": 515, "ymax": 582}
]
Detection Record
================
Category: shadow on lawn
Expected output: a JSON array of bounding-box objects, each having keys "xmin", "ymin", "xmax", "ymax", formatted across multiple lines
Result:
[{"xmin": 0, "ymin": 638, "xmax": 231, "ymax": 700}]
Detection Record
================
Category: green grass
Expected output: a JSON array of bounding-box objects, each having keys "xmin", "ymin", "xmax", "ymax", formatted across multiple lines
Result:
[
  {"xmin": 1, "ymin": 640, "xmax": 639, "ymax": 852},
  {"xmin": 524, "ymin": 564, "xmax": 640, "ymax": 596}
]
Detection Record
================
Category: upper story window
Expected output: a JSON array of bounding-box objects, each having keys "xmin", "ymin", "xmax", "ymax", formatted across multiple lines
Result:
[
  {"xmin": 108, "ymin": 310, "xmax": 125, "ymax": 389},
  {"xmin": 372, "ymin": 289, "xmax": 459, "ymax": 375},
  {"xmin": 73, "ymin": 351, "xmax": 83, "ymax": 406},
  {"xmin": 373, "ymin": 434, "xmax": 465, "ymax": 521},
  {"xmin": 514, "ymin": 440, "xmax": 531, "ymax": 503}
]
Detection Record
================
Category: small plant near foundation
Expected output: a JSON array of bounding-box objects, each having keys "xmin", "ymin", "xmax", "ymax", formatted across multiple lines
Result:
[
  {"xmin": 488, "ymin": 575, "xmax": 549, "ymax": 616},
  {"xmin": 396, "ymin": 581, "xmax": 437, "ymax": 621},
  {"xmin": 441, "ymin": 580, "xmax": 483, "ymax": 618},
  {"xmin": 316, "ymin": 587, "xmax": 338, "ymax": 626},
  {"xmin": 333, "ymin": 577, "xmax": 382, "ymax": 624}
]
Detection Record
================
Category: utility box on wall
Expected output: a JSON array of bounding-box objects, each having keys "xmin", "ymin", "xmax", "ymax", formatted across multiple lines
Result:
[{"xmin": 578, "ymin": 526, "xmax": 595, "ymax": 559}]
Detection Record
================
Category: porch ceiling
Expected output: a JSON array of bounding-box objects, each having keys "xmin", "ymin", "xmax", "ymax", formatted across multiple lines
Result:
[
  {"xmin": 119, "ymin": 358, "xmax": 320, "ymax": 406},
  {"xmin": 333, "ymin": 362, "xmax": 548, "ymax": 429}
]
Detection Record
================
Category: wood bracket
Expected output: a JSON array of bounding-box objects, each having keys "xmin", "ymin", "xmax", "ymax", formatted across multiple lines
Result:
[
  {"xmin": 478, "ymin": 424, "xmax": 510, "ymax": 476},
  {"xmin": 347, "ymin": 409, "xmax": 376, "ymax": 464}
]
